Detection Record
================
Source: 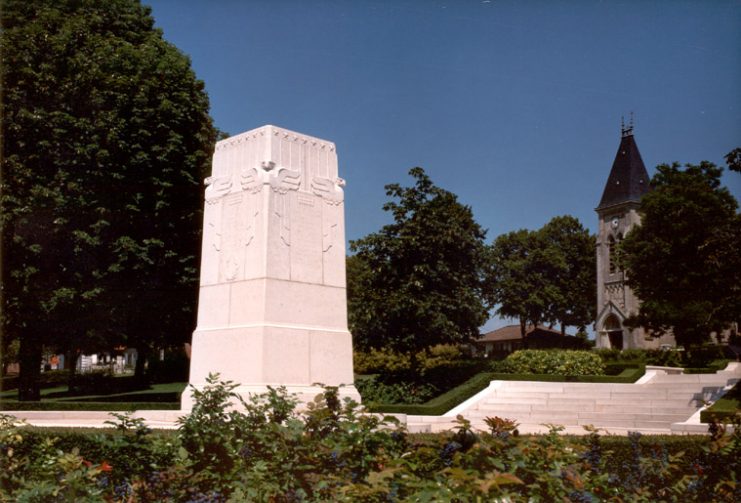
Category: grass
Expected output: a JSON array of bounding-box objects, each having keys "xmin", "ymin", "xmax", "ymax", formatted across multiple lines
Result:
[
  {"xmin": 0, "ymin": 381, "xmax": 187, "ymax": 411},
  {"xmin": 700, "ymin": 381, "xmax": 741, "ymax": 423}
]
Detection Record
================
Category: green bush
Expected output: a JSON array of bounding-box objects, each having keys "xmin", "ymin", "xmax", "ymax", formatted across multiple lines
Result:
[
  {"xmin": 504, "ymin": 349, "xmax": 605, "ymax": 376},
  {"xmin": 355, "ymin": 377, "xmax": 437, "ymax": 404},
  {"xmin": 415, "ymin": 344, "xmax": 464, "ymax": 373},
  {"xmin": 354, "ymin": 345, "xmax": 482, "ymax": 405},
  {"xmin": 353, "ymin": 347, "xmax": 411, "ymax": 374}
]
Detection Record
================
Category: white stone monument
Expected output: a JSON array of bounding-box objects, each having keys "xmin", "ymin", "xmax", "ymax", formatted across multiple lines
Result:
[{"xmin": 182, "ymin": 125, "xmax": 359, "ymax": 409}]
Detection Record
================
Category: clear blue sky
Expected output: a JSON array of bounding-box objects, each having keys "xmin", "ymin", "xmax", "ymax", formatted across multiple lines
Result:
[{"xmin": 147, "ymin": 0, "xmax": 740, "ymax": 331}]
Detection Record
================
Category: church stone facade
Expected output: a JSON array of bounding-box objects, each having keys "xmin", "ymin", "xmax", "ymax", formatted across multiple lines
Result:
[{"xmin": 594, "ymin": 126, "xmax": 674, "ymax": 349}]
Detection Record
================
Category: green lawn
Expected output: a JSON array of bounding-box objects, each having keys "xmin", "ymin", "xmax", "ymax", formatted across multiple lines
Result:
[
  {"xmin": 0, "ymin": 381, "xmax": 187, "ymax": 411},
  {"xmin": 701, "ymin": 381, "xmax": 741, "ymax": 423}
]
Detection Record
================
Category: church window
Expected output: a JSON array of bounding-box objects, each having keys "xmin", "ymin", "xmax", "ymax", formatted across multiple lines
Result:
[{"xmin": 608, "ymin": 235, "xmax": 617, "ymax": 274}]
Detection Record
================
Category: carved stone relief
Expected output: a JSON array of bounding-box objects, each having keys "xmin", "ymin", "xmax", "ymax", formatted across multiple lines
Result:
[
  {"xmin": 267, "ymin": 163, "xmax": 301, "ymax": 247},
  {"xmin": 605, "ymin": 281, "xmax": 626, "ymax": 310},
  {"xmin": 312, "ymin": 177, "xmax": 345, "ymax": 253}
]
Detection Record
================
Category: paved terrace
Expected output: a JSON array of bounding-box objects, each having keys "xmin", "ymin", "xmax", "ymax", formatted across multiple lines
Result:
[{"xmin": 3, "ymin": 363, "xmax": 739, "ymax": 436}]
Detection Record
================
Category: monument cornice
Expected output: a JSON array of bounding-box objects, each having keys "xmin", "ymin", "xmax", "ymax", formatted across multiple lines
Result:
[{"xmin": 214, "ymin": 124, "xmax": 336, "ymax": 153}]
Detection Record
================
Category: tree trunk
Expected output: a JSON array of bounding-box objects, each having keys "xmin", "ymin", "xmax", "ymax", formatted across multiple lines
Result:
[
  {"xmin": 520, "ymin": 317, "xmax": 528, "ymax": 349},
  {"xmin": 66, "ymin": 350, "xmax": 79, "ymax": 390},
  {"xmin": 134, "ymin": 344, "xmax": 148, "ymax": 383},
  {"xmin": 17, "ymin": 336, "xmax": 42, "ymax": 401},
  {"xmin": 561, "ymin": 323, "xmax": 566, "ymax": 336}
]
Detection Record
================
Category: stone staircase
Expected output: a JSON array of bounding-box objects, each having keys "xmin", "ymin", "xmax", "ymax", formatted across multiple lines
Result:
[
  {"xmin": 5, "ymin": 365, "xmax": 740, "ymax": 435},
  {"xmin": 406, "ymin": 363, "xmax": 740, "ymax": 434}
]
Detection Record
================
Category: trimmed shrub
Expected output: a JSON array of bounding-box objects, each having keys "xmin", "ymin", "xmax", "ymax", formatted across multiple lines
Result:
[
  {"xmin": 353, "ymin": 348, "xmax": 411, "ymax": 374},
  {"xmin": 355, "ymin": 377, "xmax": 437, "ymax": 405},
  {"xmin": 415, "ymin": 344, "xmax": 464, "ymax": 373},
  {"xmin": 354, "ymin": 345, "xmax": 482, "ymax": 405},
  {"xmin": 368, "ymin": 371, "xmax": 497, "ymax": 415},
  {"xmin": 504, "ymin": 349, "xmax": 605, "ymax": 376}
]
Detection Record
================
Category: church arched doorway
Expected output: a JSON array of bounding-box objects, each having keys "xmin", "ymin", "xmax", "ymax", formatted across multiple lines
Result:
[{"xmin": 604, "ymin": 314, "xmax": 624, "ymax": 350}]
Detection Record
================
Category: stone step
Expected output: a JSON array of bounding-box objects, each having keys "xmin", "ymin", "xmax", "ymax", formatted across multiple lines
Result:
[
  {"xmin": 482, "ymin": 397, "xmax": 549, "ymax": 405},
  {"xmin": 473, "ymin": 402, "xmax": 694, "ymax": 418},
  {"xmin": 490, "ymin": 390, "xmax": 673, "ymax": 399},
  {"xmin": 470, "ymin": 406, "xmax": 691, "ymax": 421},
  {"xmin": 650, "ymin": 374, "xmax": 738, "ymax": 384}
]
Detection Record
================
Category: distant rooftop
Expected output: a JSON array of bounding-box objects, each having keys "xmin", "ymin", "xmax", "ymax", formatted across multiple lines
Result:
[{"xmin": 478, "ymin": 324, "xmax": 565, "ymax": 342}]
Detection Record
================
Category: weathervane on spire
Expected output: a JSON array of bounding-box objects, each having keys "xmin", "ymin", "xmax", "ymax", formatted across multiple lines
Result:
[{"xmin": 621, "ymin": 112, "xmax": 635, "ymax": 137}]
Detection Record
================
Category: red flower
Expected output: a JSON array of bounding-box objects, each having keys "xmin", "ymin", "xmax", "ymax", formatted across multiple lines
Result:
[{"xmin": 100, "ymin": 461, "xmax": 113, "ymax": 472}]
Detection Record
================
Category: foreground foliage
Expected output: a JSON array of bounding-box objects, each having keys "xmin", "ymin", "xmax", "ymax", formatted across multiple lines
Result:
[{"xmin": 1, "ymin": 374, "xmax": 739, "ymax": 502}]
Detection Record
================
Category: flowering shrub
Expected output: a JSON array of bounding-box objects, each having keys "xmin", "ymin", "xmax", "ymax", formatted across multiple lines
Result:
[
  {"xmin": 505, "ymin": 349, "xmax": 606, "ymax": 376},
  {"xmin": 1, "ymin": 376, "xmax": 739, "ymax": 501}
]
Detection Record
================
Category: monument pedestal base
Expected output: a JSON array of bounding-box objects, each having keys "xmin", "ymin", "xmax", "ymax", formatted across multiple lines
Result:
[
  {"xmin": 182, "ymin": 325, "xmax": 358, "ymax": 411},
  {"xmin": 181, "ymin": 383, "xmax": 361, "ymax": 412}
]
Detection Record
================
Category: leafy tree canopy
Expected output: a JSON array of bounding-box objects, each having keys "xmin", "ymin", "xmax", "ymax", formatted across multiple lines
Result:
[
  {"xmin": 348, "ymin": 168, "xmax": 490, "ymax": 352},
  {"xmin": 725, "ymin": 147, "xmax": 741, "ymax": 173},
  {"xmin": 488, "ymin": 216, "xmax": 595, "ymax": 337},
  {"xmin": 619, "ymin": 161, "xmax": 741, "ymax": 347},
  {"xmin": 1, "ymin": 0, "xmax": 216, "ymax": 398},
  {"xmin": 539, "ymin": 216, "xmax": 596, "ymax": 332}
]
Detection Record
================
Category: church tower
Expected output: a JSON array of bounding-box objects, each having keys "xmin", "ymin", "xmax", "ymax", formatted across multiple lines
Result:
[{"xmin": 594, "ymin": 122, "xmax": 652, "ymax": 349}]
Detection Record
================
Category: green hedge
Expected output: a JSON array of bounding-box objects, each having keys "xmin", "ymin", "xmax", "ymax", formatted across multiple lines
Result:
[
  {"xmin": 0, "ymin": 401, "xmax": 180, "ymax": 411},
  {"xmin": 487, "ymin": 366, "xmax": 645, "ymax": 384},
  {"xmin": 1, "ymin": 370, "xmax": 71, "ymax": 391},
  {"xmin": 368, "ymin": 367, "xmax": 646, "ymax": 415},
  {"xmin": 368, "ymin": 372, "xmax": 496, "ymax": 415},
  {"xmin": 684, "ymin": 359, "xmax": 731, "ymax": 374}
]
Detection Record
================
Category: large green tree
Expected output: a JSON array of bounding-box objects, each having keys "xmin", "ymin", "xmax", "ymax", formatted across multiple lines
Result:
[
  {"xmin": 348, "ymin": 168, "xmax": 491, "ymax": 352},
  {"xmin": 539, "ymin": 216, "xmax": 596, "ymax": 334},
  {"xmin": 619, "ymin": 162, "xmax": 741, "ymax": 347},
  {"xmin": 1, "ymin": 0, "xmax": 216, "ymax": 399},
  {"xmin": 488, "ymin": 216, "xmax": 595, "ymax": 338}
]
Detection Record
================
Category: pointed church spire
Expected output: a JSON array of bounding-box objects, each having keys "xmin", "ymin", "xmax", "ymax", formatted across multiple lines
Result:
[{"xmin": 597, "ymin": 119, "xmax": 650, "ymax": 210}]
